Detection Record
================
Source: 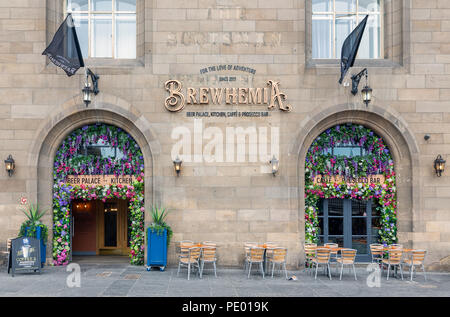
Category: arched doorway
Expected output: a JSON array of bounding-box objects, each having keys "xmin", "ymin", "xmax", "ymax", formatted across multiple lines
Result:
[
  {"xmin": 52, "ymin": 123, "xmax": 145, "ymax": 265},
  {"xmin": 305, "ymin": 123, "xmax": 397, "ymax": 261}
]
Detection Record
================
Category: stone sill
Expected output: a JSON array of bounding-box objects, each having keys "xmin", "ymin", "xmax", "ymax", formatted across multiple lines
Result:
[
  {"xmin": 84, "ymin": 58, "xmax": 145, "ymax": 69},
  {"xmin": 306, "ymin": 59, "xmax": 402, "ymax": 69}
]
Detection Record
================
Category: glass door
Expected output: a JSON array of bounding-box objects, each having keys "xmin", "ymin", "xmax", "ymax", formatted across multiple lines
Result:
[{"xmin": 318, "ymin": 198, "xmax": 378, "ymax": 261}]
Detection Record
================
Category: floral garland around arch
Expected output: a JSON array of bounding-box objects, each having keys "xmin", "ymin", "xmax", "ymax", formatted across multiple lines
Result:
[
  {"xmin": 305, "ymin": 124, "xmax": 397, "ymax": 246},
  {"xmin": 52, "ymin": 124, "xmax": 145, "ymax": 266}
]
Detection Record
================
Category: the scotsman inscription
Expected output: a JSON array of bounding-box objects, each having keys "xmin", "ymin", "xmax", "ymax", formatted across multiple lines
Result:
[
  {"xmin": 165, "ymin": 80, "xmax": 292, "ymax": 113},
  {"xmin": 313, "ymin": 175, "xmax": 386, "ymax": 185},
  {"xmin": 65, "ymin": 175, "xmax": 137, "ymax": 186}
]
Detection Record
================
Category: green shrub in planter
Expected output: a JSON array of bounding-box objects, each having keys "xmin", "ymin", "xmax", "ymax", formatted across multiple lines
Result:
[
  {"xmin": 147, "ymin": 205, "xmax": 173, "ymax": 247},
  {"xmin": 18, "ymin": 203, "xmax": 48, "ymax": 244}
]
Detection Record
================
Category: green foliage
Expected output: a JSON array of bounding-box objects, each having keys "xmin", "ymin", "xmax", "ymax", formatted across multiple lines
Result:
[
  {"xmin": 148, "ymin": 205, "xmax": 173, "ymax": 247},
  {"xmin": 18, "ymin": 203, "xmax": 48, "ymax": 243}
]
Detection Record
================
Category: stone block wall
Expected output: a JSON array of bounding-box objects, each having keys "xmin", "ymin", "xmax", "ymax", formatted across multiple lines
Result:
[{"xmin": 0, "ymin": 0, "xmax": 449, "ymax": 269}]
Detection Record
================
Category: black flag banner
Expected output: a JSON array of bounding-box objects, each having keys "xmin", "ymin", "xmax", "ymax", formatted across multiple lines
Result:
[
  {"xmin": 42, "ymin": 14, "xmax": 84, "ymax": 76},
  {"xmin": 338, "ymin": 15, "xmax": 368, "ymax": 84}
]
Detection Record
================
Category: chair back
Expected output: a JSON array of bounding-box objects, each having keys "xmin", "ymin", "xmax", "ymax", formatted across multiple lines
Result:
[
  {"xmin": 249, "ymin": 247, "xmax": 265, "ymax": 262},
  {"xmin": 265, "ymin": 242, "xmax": 278, "ymax": 248},
  {"xmin": 188, "ymin": 247, "xmax": 201, "ymax": 262},
  {"xmin": 272, "ymin": 247, "xmax": 287, "ymax": 263},
  {"xmin": 411, "ymin": 250, "xmax": 426, "ymax": 264},
  {"xmin": 179, "ymin": 241, "xmax": 194, "ymax": 257},
  {"xmin": 203, "ymin": 241, "xmax": 217, "ymax": 247},
  {"xmin": 304, "ymin": 243, "xmax": 317, "ymax": 258},
  {"xmin": 388, "ymin": 249, "xmax": 403, "ymax": 264},
  {"xmin": 315, "ymin": 248, "xmax": 331, "ymax": 263},
  {"xmin": 202, "ymin": 247, "xmax": 217, "ymax": 262},
  {"xmin": 340, "ymin": 249, "xmax": 357, "ymax": 263},
  {"xmin": 324, "ymin": 243, "xmax": 338, "ymax": 248},
  {"xmin": 370, "ymin": 244, "xmax": 383, "ymax": 256},
  {"xmin": 244, "ymin": 242, "xmax": 257, "ymax": 255}
]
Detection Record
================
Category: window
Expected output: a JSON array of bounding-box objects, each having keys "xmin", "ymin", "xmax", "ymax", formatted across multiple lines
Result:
[
  {"xmin": 78, "ymin": 138, "xmax": 126, "ymax": 160},
  {"xmin": 312, "ymin": 0, "xmax": 382, "ymax": 59},
  {"xmin": 323, "ymin": 142, "xmax": 367, "ymax": 157},
  {"xmin": 66, "ymin": 0, "xmax": 136, "ymax": 59}
]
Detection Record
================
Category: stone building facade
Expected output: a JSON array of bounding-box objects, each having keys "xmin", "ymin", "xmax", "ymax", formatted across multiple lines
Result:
[{"xmin": 0, "ymin": 0, "xmax": 450, "ymax": 270}]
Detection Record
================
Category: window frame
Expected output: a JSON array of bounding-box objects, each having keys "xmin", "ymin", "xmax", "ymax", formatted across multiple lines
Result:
[
  {"xmin": 64, "ymin": 0, "xmax": 137, "ymax": 60},
  {"xmin": 311, "ymin": 0, "xmax": 384, "ymax": 60}
]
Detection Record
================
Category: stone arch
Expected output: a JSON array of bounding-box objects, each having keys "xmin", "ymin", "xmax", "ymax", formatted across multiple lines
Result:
[
  {"xmin": 27, "ymin": 93, "xmax": 162, "ymax": 261},
  {"xmin": 290, "ymin": 103, "xmax": 421, "ymax": 254}
]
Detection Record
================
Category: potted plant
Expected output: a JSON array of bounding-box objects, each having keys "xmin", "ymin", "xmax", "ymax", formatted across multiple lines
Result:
[
  {"xmin": 146, "ymin": 205, "xmax": 173, "ymax": 271},
  {"xmin": 18, "ymin": 203, "xmax": 48, "ymax": 267}
]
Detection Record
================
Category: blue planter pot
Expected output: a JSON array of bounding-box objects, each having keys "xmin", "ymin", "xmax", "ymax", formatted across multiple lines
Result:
[
  {"xmin": 146, "ymin": 228, "xmax": 167, "ymax": 271},
  {"xmin": 25, "ymin": 226, "xmax": 46, "ymax": 267}
]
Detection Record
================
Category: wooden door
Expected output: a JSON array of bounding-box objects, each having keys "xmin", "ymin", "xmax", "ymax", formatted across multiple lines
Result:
[{"xmin": 72, "ymin": 200, "xmax": 98, "ymax": 255}]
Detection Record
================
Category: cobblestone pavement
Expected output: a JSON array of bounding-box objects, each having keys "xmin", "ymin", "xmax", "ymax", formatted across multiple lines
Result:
[{"xmin": 1, "ymin": 263, "xmax": 449, "ymax": 297}]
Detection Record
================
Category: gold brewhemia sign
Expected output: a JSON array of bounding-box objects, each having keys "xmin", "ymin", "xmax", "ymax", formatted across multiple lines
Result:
[{"xmin": 164, "ymin": 80, "xmax": 292, "ymax": 113}]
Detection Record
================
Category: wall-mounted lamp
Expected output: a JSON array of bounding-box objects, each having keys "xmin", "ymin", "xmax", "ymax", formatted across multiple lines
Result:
[
  {"xmin": 434, "ymin": 155, "xmax": 446, "ymax": 177},
  {"xmin": 4, "ymin": 154, "xmax": 15, "ymax": 177},
  {"xmin": 82, "ymin": 68, "xmax": 100, "ymax": 107},
  {"xmin": 351, "ymin": 68, "xmax": 372, "ymax": 106},
  {"xmin": 269, "ymin": 155, "xmax": 279, "ymax": 176},
  {"xmin": 173, "ymin": 156, "xmax": 182, "ymax": 176}
]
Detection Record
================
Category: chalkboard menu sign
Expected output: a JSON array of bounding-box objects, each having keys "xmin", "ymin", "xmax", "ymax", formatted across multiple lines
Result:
[{"xmin": 8, "ymin": 237, "xmax": 41, "ymax": 277}]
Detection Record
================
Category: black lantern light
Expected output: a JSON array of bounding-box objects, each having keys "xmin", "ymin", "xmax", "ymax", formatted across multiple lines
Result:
[
  {"xmin": 434, "ymin": 155, "xmax": 446, "ymax": 177},
  {"xmin": 82, "ymin": 68, "xmax": 100, "ymax": 107},
  {"xmin": 173, "ymin": 156, "xmax": 182, "ymax": 176},
  {"xmin": 361, "ymin": 84, "xmax": 373, "ymax": 107},
  {"xmin": 269, "ymin": 155, "xmax": 279, "ymax": 176},
  {"xmin": 351, "ymin": 68, "xmax": 372, "ymax": 106},
  {"xmin": 4, "ymin": 154, "xmax": 15, "ymax": 177}
]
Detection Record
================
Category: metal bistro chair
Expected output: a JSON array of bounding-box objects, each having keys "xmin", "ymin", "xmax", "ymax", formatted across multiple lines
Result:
[
  {"xmin": 1, "ymin": 238, "xmax": 12, "ymax": 270},
  {"xmin": 200, "ymin": 246, "xmax": 218, "ymax": 278},
  {"xmin": 403, "ymin": 250, "xmax": 427, "ymax": 281},
  {"xmin": 247, "ymin": 247, "xmax": 265, "ymax": 279},
  {"xmin": 264, "ymin": 242, "xmax": 278, "ymax": 273},
  {"xmin": 177, "ymin": 246, "xmax": 201, "ymax": 280},
  {"xmin": 370, "ymin": 244, "xmax": 384, "ymax": 264},
  {"xmin": 336, "ymin": 249, "xmax": 358, "ymax": 280},
  {"xmin": 303, "ymin": 243, "xmax": 317, "ymax": 274},
  {"xmin": 243, "ymin": 242, "xmax": 257, "ymax": 273},
  {"xmin": 311, "ymin": 248, "xmax": 332, "ymax": 280},
  {"xmin": 324, "ymin": 243, "xmax": 339, "ymax": 263},
  {"xmin": 268, "ymin": 247, "xmax": 288, "ymax": 279},
  {"xmin": 382, "ymin": 249, "xmax": 404, "ymax": 280}
]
